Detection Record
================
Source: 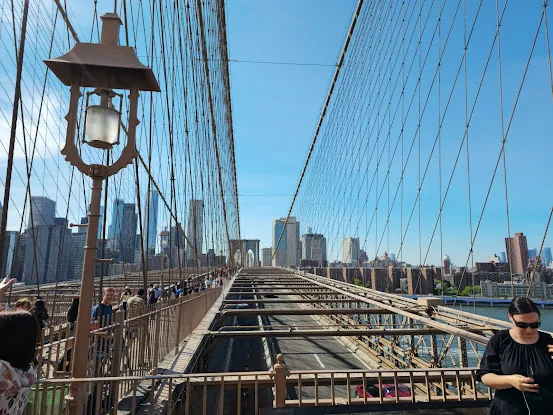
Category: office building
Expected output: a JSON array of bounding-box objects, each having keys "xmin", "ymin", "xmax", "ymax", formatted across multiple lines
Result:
[
  {"xmin": 108, "ymin": 198, "xmax": 124, "ymax": 240},
  {"xmin": 342, "ymin": 237, "xmax": 360, "ymax": 265},
  {"xmin": 120, "ymin": 203, "xmax": 137, "ymax": 262},
  {"xmin": 186, "ymin": 200, "xmax": 204, "ymax": 265},
  {"xmin": 543, "ymin": 247, "xmax": 553, "ymax": 269},
  {"xmin": 406, "ymin": 268, "xmax": 435, "ymax": 295},
  {"xmin": 145, "ymin": 190, "xmax": 159, "ymax": 254},
  {"xmin": 301, "ymin": 230, "xmax": 327, "ymax": 266},
  {"xmin": 23, "ymin": 217, "xmax": 72, "ymax": 284},
  {"xmin": 528, "ymin": 248, "xmax": 537, "ymax": 259},
  {"xmin": 261, "ymin": 248, "xmax": 272, "ymax": 267},
  {"xmin": 505, "ymin": 232, "xmax": 529, "ymax": 275},
  {"xmin": 68, "ymin": 232, "xmax": 87, "ymax": 281},
  {"xmin": 160, "ymin": 227, "xmax": 170, "ymax": 254},
  {"xmin": 1, "ymin": 231, "xmax": 19, "ymax": 280},
  {"xmin": 28, "ymin": 196, "xmax": 55, "ymax": 228},
  {"xmin": 443, "ymin": 254, "xmax": 451, "ymax": 274},
  {"xmin": 272, "ymin": 216, "xmax": 300, "ymax": 267},
  {"xmin": 500, "ymin": 252, "xmax": 507, "ymax": 263}
]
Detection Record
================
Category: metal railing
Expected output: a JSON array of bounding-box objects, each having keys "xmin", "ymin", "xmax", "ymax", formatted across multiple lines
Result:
[
  {"xmin": 36, "ymin": 287, "xmax": 223, "ymax": 384},
  {"xmin": 28, "ymin": 359, "xmax": 491, "ymax": 415}
]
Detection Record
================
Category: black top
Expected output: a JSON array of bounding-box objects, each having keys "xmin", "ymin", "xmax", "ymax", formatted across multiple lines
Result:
[{"xmin": 477, "ymin": 329, "xmax": 553, "ymax": 415}]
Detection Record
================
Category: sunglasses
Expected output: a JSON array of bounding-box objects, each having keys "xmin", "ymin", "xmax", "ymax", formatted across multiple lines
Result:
[{"xmin": 512, "ymin": 316, "xmax": 541, "ymax": 329}]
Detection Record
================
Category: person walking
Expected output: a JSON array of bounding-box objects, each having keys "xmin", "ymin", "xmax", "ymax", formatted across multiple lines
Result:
[
  {"xmin": 66, "ymin": 297, "xmax": 79, "ymax": 335},
  {"xmin": 30, "ymin": 298, "xmax": 49, "ymax": 330},
  {"xmin": 91, "ymin": 287, "xmax": 115, "ymax": 329},
  {"xmin": 14, "ymin": 298, "xmax": 31, "ymax": 311},
  {"xmin": 119, "ymin": 286, "xmax": 132, "ymax": 316}
]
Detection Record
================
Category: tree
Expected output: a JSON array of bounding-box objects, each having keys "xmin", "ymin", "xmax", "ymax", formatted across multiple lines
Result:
[
  {"xmin": 461, "ymin": 285, "xmax": 481, "ymax": 296},
  {"xmin": 353, "ymin": 277, "xmax": 364, "ymax": 287}
]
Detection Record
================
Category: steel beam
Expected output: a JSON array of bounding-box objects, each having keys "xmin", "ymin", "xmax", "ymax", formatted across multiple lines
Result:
[
  {"xmin": 221, "ymin": 308, "xmax": 390, "ymax": 316},
  {"xmin": 209, "ymin": 328, "xmax": 453, "ymax": 338},
  {"xmin": 226, "ymin": 291, "xmax": 335, "ymax": 296},
  {"xmin": 222, "ymin": 298, "xmax": 365, "ymax": 304}
]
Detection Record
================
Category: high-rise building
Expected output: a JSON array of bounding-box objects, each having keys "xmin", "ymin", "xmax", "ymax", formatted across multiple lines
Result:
[
  {"xmin": 28, "ymin": 196, "xmax": 55, "ymax": 228},
  {"xmin": 301, "ymin": 230, "xmax": 327, "ymax": 266},
  {"xmin": 528, "ymin": 248, "xmax": 537, "ymax": 259},
  {"xmin": 160, "ymin": 227, "xmax": 170, "ymax": 254},
  {"xmin": 342, "ymin": 237, "xmax": 360, "ymax": 265},
  {"xmin": 443, "ymin": 254, "xmax": 451, "ymax": 275},
  {"xmin": 272, "ymin": 217, "xmax": 300, "ymax": 267},
  {"xmin": 120, "ymin": 203, "xmax": 137, "ymax": 262},
  {"xmin": 542, "ymin": 247, "xmax": 553, "ymax": 269},
  {"xmin": 23, "ymin": 217, "xmax": 71, "ymax": 284},
  {"xmin": 68, "ymin": 232, "xmax": 87, "ymax": 281},
  {"xmin": 505, "ymin": 232, "xmax": 529, "ymax": 275},
  {"xmin": 108, "ymin": 199, "xmax": 124, "ymax": 240},
  {"xmin": 261, "ymin": 248, "xmax": 272, "ymax": 267},
  {"xmin": 145, "ymin": 190, "xmax": 159, "ymax": 254},
  {"xmin": 500, "ymin": 252, "xmax": 507, "ymax": 263},
  {"xmin": 1, "ymin": 231, "xmax": 19, "ymax": 280},
  {"xmin": 97, "ymin": 206, "xmax": 105, "ymax": 239},
  {"xmin": 186, "ymin": 200, "xmax": 204, "ymax": 265}
]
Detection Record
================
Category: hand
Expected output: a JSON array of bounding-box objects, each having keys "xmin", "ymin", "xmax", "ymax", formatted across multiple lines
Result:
[
  {"xmin": 0, "ymin": 277, "xmax": 16, "ymax": 295},
  {"xmin": 548, "ymin": 344, "xmax": 553, "ymax": 359},
  {"xmin": 509, "ymin": 374, "xmax": 540, "ymax": 393}
]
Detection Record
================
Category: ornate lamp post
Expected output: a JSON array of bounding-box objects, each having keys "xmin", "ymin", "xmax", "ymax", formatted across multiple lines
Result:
[{"xmin": 44, "ymin": 13, "xmax": 159, "ymax": 413}]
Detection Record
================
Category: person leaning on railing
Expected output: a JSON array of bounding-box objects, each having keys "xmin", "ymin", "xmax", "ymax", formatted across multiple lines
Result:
[{"xmin": 476, "ymin": 296, "xmax": 553, "ymax": 415}]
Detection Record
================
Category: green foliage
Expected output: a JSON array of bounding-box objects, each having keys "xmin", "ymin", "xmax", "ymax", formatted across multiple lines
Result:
[
  {"xmin": 353, "ymin": 278, "xmax": 364, "ymax": 287},
  {"xmin": 460, "ymin": 285, "xmax": 481, "ymax": 296}
]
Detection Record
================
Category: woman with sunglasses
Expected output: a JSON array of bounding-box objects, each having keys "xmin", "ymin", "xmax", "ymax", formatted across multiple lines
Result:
[{"xmin": 477, "ymin": 296, "xmax": 553, "ymax": 414}]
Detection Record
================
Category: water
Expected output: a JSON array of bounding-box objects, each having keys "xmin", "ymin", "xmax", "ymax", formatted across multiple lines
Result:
[{"xmin": 455, "ymin": 305, "xmax": 553, "ymax": 332}]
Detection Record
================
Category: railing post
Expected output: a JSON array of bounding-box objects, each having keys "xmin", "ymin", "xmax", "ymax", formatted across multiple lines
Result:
[
  {"xmin": 270, "ymin": 353, "xmax": 288, "ymax": 408},
  {"xmin": 152, "ymin": 305, "xmax": 162, "ymax": 371},
  {"xmin": 111, "ymin": 310, "xmax": 123, "ymax": 377},
  {"xmin": 175, "ymin": 295, "xmax": 184, "ymax": 351}
]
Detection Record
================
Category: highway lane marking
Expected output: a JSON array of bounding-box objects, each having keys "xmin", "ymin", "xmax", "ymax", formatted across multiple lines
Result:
[
  {"xmin": 313, "ymin": 353, "xmax": 326, "ymax": 368},
  {"xmin": 335, "ymin": 337, "xmax": 372, "ymax": 370}
]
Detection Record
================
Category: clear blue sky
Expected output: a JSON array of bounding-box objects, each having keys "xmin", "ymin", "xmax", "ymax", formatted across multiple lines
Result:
[
  {"xmin": 226, "ymin": 1, "xmax": 553, "ymax": 266},
  {"xmin": 1, "ymin": 1, "xmax": 552, "ymax": 269}
]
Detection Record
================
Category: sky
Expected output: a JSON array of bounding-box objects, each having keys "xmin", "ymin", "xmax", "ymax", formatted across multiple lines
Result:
[
  {"xmin": 0, "ymin": 0, "xmax": 552, "ymax": 269},
  {"xmin": 226, "ymin": 1, "xmax": 553, "ymax": 266},
  {"xmin": 226, "ymin": 0, "xmax": 357, "ymax": 248}
]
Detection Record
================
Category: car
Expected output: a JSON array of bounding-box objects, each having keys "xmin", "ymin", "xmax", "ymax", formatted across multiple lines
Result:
[
  {"xmin": 355, "ymin": 383, "xmax": 411, "ymax": 399},
  {"xmin": 264, "ymin": 289, "xmax": 277, "ymax": 298}
]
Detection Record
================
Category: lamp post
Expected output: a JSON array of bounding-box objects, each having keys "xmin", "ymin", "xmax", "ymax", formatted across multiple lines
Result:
[{"xmin": 44, "ymin": 13, "xmax": 159, "ymax": 414}]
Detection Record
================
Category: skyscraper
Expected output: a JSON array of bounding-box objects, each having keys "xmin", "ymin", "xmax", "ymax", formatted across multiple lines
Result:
[
  {"xmin": 23, "ymin": 216, "xmax": 71, "ymax": 284},
  {"xmin": 97, "ymin": 206, "xmax": 105, "ymax": 239},
  {"xmin": 301, "ymin": 230, "xmax": 327, "ymax": 266},
  {"xmin": 528, "ymin": 248, "xmax": 537, "ymax": 259},
  {"xmin": 186, "ymin": 200, "xmax": 204, "ymax": 265},
  {"xmin": 342, "ymin": 237, "xmax": 360, "ymax": 265},
  {"xmin": 145, "ymin": 190, "xmax": 159, "ymax": 254},
  {"xmin": 108, "ymin": 198, "xmax": 124, "ymax": 241},
  {"xmin": 120, "ymin": 203, "xmax": 137, "ymax": 262},
  {"xmin": 261, "ymin": 248, "xmax": 272, "ymax": 266},
  {"xmin": 28, "ymin": 196, "xmax": 55, "ymax": 228},
  {"xmin": 542, "ymin": 247, "xmax": 553, "ymax": 268},
  {"xmin": 272, "ymin": 217, "xmax": 300, "ymax": 267},
  {"xmin": 505, "ymin": 232, "xmax": 529, "ymax": 275},
  {"xmin": 1, "ymin": 231, "xmax": 19, "ymax": 280},
  {"xmin": 500, "ymin": 252, "xmax": 507, "ymax": 263}
]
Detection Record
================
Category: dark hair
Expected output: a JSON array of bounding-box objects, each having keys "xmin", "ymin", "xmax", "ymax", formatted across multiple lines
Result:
[
  {"xmin": 508, "ymin": 296, "xmax": 540, "ymax": 316},
  {"xmin": 67, "ymin": 298, "xmax": 79, "ymax": 323},
  {"xmin": 137, "ymin": 288, "xmax": 145, "ymax": 296},
  {"xmin": 33, "ymin": 298, "xmax": 46, "ymax": 310},
  {"xmin": 0, "ymin": 310, "xmax": 39, "ymax": 370}
]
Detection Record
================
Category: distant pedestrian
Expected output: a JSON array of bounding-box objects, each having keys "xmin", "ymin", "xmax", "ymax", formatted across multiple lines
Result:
[
  {"xmin": 31, "ymin": 298, "xmax": 49, "ymax": 330},
  {"xmin": 169, "ymin": 286, "xmax": 177, "ymax": 300},
  {"xmin": 66, "ymin": 297, "xmax": 79, "ymax": 334},
  {"xmin": 147, "ymin": 283, "xmax": 154, "ymax": 297},
  {"xmin": 148, "ymin": 290, "xmax": 157, "ymax": 305},
  {"xmin": 14, "ymin": 298, "xmax": 31, "ymax": 311},
  {"xmin": 91, "ymin": 287, "xmax": 114, "ymax": 328},
  {"xmin": 126, "ymin": 289, "xmax": 146, "ymax": 321},
  {"xmin": 120, "ymin": 286, "xmax": 132, "ymax": 313}
]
